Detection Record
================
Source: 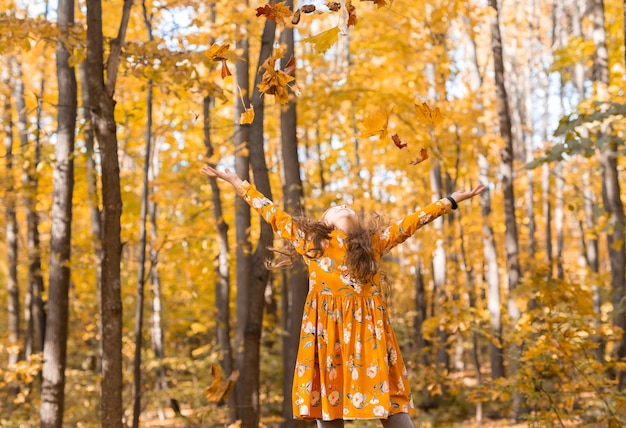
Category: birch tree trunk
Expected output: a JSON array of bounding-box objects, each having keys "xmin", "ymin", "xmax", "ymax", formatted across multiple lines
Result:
[
  {"xmin": 2, "ymin": 61, "xmax": 20, "ymax": 373},
  {"xmin": 85, "ymin": 0, "xmax": 134, "ymax": 424},
  {"xmin": 279, "ymin": 5, "xmax": 308, "ymax": 425},
  {"xmin": 40, "ymin": 0, "xmax": 77, "ymax": 424},
  {"xmin": 478, "ymin": 154, "xmax": 504, "ymax": 380}
]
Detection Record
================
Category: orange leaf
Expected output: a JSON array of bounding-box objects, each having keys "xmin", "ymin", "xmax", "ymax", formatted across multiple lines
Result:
[
  {"xmin": 256, "ymin": 1, "xmax": 293, "ymax": 26},
  {"xmin": 347, "ymin": 0, "xmax": 358, "ymax": 26},
  {"xmin": 415, "ymin": 102, "xmax": 443, "ymax": 126},
  {"xmin": 205, "ymin": 364, "xmax": 240, "ymax": 404},
  {"xmin": 410, "ymin": 148, "xmax": 429, "ymax": 165},
  {"xmin": 284, "ymin": 56, "xmax": 296, "ymax": 76},
  {"xmin": 221, "ymin": 60, "xmax": 231, "ymax": 79},
  {"xmin": 391, "ymin": 134, "xmax": 407, "ymax": 149},
  {"xmin": 240, "ymin": 106, "xmax": 255, "ymax": 125}
]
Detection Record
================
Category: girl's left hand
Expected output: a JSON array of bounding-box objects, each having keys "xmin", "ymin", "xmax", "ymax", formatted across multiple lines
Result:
[{"xmin": 450, "ymin": 184, "xmax": 487, "ymax": 203}]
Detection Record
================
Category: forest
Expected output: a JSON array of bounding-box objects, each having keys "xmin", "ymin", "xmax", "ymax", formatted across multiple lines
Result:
[{"xmin": 0, "ymin": 0, "xmax": 625, "ymax": 427}]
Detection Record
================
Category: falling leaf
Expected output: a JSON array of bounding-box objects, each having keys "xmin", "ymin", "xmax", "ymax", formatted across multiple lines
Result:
[
  {"xmin": 205, "ymin": 364, "xmax": 240, "ymax": 404},
  {"xmin": 391, "ymin": 134, "xmax": 407, "ymax": 149},
  {"xmin": 291, "ymin": 8, "xmax": 302, "ymax": 24},
  {"xmin": 240, "ymin": 106, "xmax": 255, "ymax": 124},
  {"xmin": 206, "ymin": 43, "xmax": 230, "ymax": 61},
  {"xmin": 221, "ymin": 60, "xmax": 232, "ymax": 79},
  {"xmin": 256, "ymin": 1, "xmax": 293, "ymax": 25},
  {"xmin": 301, "ymin": 4, "xmax": 316, "ymax": 13},
  {"xmin": 257, "ymin": 47, "xmax": 296, "ymax": 103},
  {"xmin": 347, "ymin": 0, "xmax": 358, "ymax": 26},
  {"xmin": 361, "ymin": 106, "xmax": 391, "ymax": 139},
  {"xmin": 284, "ymin": 56, "xmax": 296, "ymax": 75},
  {"xmin": 302, "ymin": 26, "xmax": 341, "ymax": 54},
  {"xmin": 415, "ymin": 102, "xmax": 443, "ymax": 126},
  {"xmin": 410, "ymin": 148, "xmax": 429, "ymax": 165},
  {"xmin": 327, "ymin": 2, "xmax": 341, "ymax": 11},
  {"xmin": 360, "ymin": 0, "xmax": 387, "ymax": 8}
]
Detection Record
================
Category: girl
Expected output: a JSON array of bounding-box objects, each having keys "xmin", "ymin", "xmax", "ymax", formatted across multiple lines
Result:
[{"xmin": 201, "ymin": 165, "xmax": 485, "ymax": 428}]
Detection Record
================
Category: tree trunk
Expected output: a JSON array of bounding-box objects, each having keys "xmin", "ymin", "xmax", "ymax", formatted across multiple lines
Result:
[
  {"xmin": 40, "ymin": 0, "xmax": 77, "ymax": 424},
  {"xmin": 591, "ymin": 0, "xmax": 626, "ymax": 390},
  {"xmin": 131, "ymin": 76, "xmax": 153, "ymax": 428},
  {"xmin": 86, "ymin": 0, "xmax": 134, "ymax": 425},
  {"xmin": 478, "ymin": 154, "xmax": 504, "ymax": 380},
  {"xmin": 79, "ymin": 60, "xmax": 103, "ymax": 371},
  {"xmin": 233, "ymin": 5, "xmax": 252, "ymax": 422},
  {"xmin": 11, "ymin": 57, "xmax": 36, "ymax": 363},
  {"xmin": 237, "ymin": 16, "xmax": 278, "ymax": 427},
  {"xmin": 279, "ymin": 8, "xmax": 308, "ymax": 426},
  {"xmin": 13, "ymin": 54, "xmax": 45, "ymax": 362},
  {"xmin": 3, "ymin": 59, "xmax": 20, "ymax": 373},
  {"xmin": 203, "ymin": 94, "xmax": 234, "ymax": 380},
  {"xmin": 488, "ymin": 0, "xmax": 522, "ymax": 416}
]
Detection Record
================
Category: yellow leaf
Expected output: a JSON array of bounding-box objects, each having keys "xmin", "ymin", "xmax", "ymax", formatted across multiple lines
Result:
[
  {"xmin": 206, "ymin": 43, "xmax": 230, "ymax": 61},
  {"xmin": 205, "ymin": 364, "xmax": 240, "ymax": 403},
  {"xmin": 361, "ymin": 106, "xmax": 391, "ymax": 139},
  {"xmin": 240, "ymin": 106, "xmax": 255, "ymax": 124},
  {"xmin": 415, "ymin": 102, "xmax": 443, "ymax": 126},
  {"xmin": 610, "ymin": 239, "xmax": 624, "ymax": 250},
  {"xmin": 302, "ymin": 26, "xmax": 341, "ymax": 54}
]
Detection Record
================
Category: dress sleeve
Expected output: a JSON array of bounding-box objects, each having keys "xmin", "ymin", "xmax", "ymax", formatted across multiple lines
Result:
[
  {"xmin": 236, "ymin": 181, "xmax": 310, "ymax": 254},
  {"xmin": 375, "ymin": 198, "xmax": 453, "ymax": 254}
]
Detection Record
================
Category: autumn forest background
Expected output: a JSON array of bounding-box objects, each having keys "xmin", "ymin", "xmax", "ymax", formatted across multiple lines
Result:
[{"xmin": 1, "ymin": 0, "xmax": 625, "ymax": 427}]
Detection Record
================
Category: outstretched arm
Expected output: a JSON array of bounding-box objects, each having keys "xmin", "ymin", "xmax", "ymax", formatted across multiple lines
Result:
[
  {"xmin": 449, "ymin": 184, "xmax": 487, "ymax": 206},
  {"xmin": 201, "ymin": 165, "xmax": 312, "ymax": 254},
  {"xmin": 377, "ymin": 183, "xmax": 487, "ymax": 253}
]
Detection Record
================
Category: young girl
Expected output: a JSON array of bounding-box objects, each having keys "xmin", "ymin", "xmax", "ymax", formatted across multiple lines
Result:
[{"xmin": 201, "ymin": 165, "xmax": 485, "ymax": 428}]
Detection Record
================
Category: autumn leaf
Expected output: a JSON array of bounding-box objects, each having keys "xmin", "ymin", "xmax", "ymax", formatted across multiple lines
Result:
[
  {"xmin": 220, "ymin": 60, "xmax": 231, "ymax": 78},
  {"xmin": 206, "ymin": 43, "xmax": 232, "ymax": 79},
  {"xmin": 347, "ymin": 0, "xmax": 358, "ymax": 26},
  {"xmin": 327, "ymin": 2, "xmax": 341, "ymax": 12},
  {"xmin": 391, "ymin": 134, "xmax": 407, "ymax": 149},
  {"xmin": 415, "ymin": 102, "xmax": 443, "ymax": 126},
  {"xmin": 206, "ymin": 43, "xmax": 229, "ymax": 61},
  {"xmin": 257, "ymin": 47, "xmax": 296, "ymax": 103},
  {"xmin": 360, "ymin": 0, "xmax": 387, "ymax": 8},
  {"xmin": 283, "ymin": 56, "xmax": 296, "ymax": 75},
  {"xmin": 410, "ymin": 148, "xmax": 429, "ymax": 165},
  {"xmin": 240, "ymin": 106, "xmax": 255, "ymax": 124},
  {"xmin": 256, "ymin": 1, "xmax": 293, "ymax": 26},
  {"xmin": 205, "ymin": 364, "xmax": 240, "ymax": 404},
  {"xmin": 302, "ymin": 26, "xmax": 341, "ymax": 54},
  {"xmin": 361, "ymin": 106, "xmax": 391, "ymax": 139}
]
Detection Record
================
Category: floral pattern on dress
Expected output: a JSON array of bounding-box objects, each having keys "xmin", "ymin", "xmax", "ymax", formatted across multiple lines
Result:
[{"xmin": 236, "ymin": 181, "xmax": 451, "ymax": 420}]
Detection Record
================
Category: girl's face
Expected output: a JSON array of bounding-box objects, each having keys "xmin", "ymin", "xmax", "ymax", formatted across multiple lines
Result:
[{"xmin": 321, "ymin": 204, "xmax": 360, "ymax": 233}]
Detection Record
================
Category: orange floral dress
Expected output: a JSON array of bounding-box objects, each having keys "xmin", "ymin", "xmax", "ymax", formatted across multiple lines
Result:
[{"xmin": 237, "ymin": 181, "xmax": 453, "ymax": 421}]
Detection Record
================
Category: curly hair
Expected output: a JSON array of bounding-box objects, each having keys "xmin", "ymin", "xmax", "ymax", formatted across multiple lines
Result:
[{"xmin": 266, "ymin": 211, "xmax": 386, "ymax": 286}]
